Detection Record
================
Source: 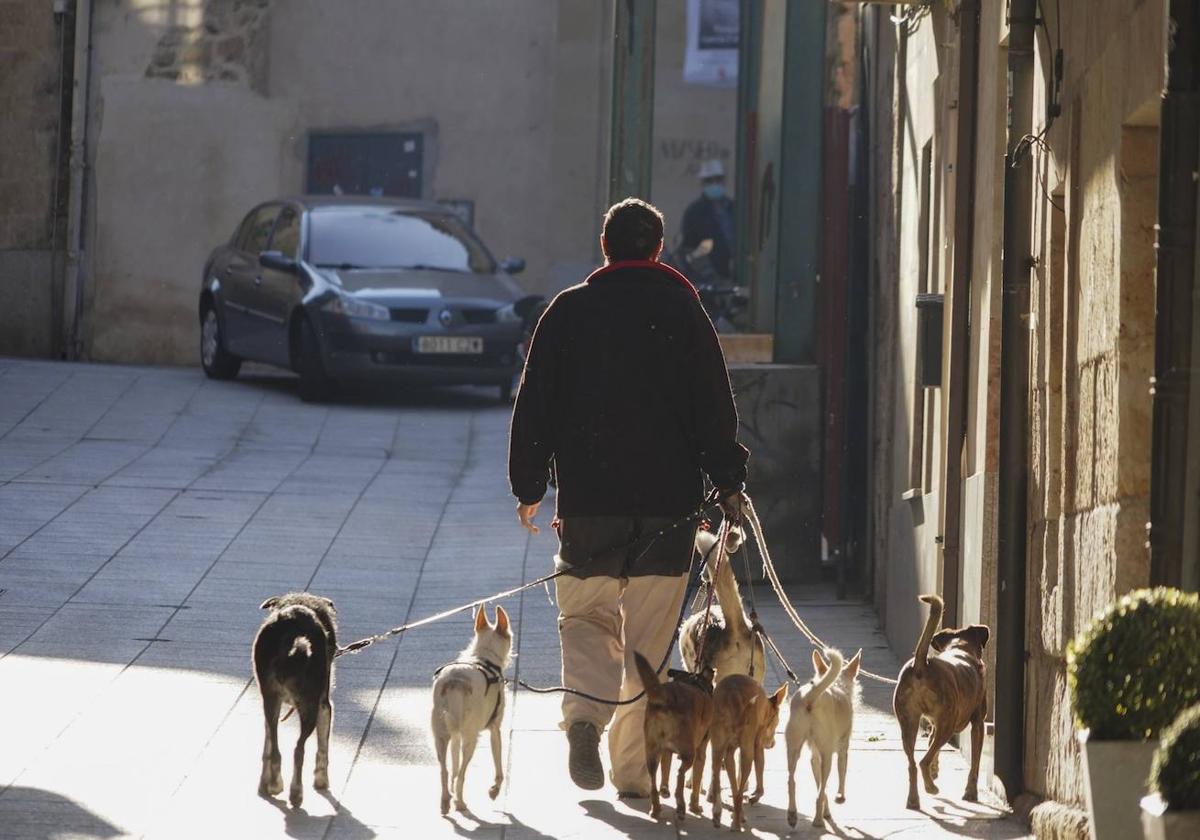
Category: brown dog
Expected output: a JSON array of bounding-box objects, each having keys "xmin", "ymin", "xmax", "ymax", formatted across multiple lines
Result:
[
  {"xmin": 634, "ymin": 652, "xmax": 713, "ymax": 822},
  {"xmin": 892, "ymin": 594, "xmax": 990, "ymax": 810},
  {"xmin": 709, "ymin": 674, "xmax": 788, "ymax": 830}
]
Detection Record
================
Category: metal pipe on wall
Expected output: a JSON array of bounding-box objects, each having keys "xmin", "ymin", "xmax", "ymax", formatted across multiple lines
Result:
[
  {"xmin": 995, "ymin": 0, "xmax": 1037, "ymax": 801},
  {"xmin": 1149, "ymin": 0, "xmax": 1200, "ymax": 591},
  {"xmin": 62, "ymin": 0, "xmax": 94, "ymax": 360},
  {"xmin": 608, "ymin": 0, "xmax": 656, "ymax": 205}
]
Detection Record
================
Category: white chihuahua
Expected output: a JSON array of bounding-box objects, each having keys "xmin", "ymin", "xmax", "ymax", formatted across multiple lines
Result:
[
  {"xmin": 431, "ymin": 605, "xmax": 513, "ymax": 814},
  {"xmin": 785, "ymin": 647, "xmax": 862, "ymax": 829}
]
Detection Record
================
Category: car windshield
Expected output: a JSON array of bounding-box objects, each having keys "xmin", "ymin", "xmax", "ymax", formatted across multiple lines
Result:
[{"xmin": 308, "ymin": 207, "xmax": 495, "ymax": 273}]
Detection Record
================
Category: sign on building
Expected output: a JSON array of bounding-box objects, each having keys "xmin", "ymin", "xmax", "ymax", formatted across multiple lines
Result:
[{"xmin": 684, "ymin": 0, "xmax": 739, "ymax": 88}]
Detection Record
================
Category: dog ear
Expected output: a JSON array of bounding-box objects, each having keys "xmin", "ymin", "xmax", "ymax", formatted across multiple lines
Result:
[
  {"xmin": 812, "ymin": 649, "xmax": 829, "ymax": 675},
  {"xmin": 771, "ymin": 684, "xmax": 789, "ymax": 707},
  {"xmin": 930, "ymin": 629, "xmax": 956, "ymax": 652},
  {"xmin": 474, "ymin": 606, "xmax": 489, "ymax": 634},
  {"xmin": 960, "ymin": 624, "xmax": 990, "ymax": 650},
  {"xmin": 259, "ymin": 597, "xmax": 279, "ymax": 610},
  {"xmin": 845, "ymin": 649, "xmax": 862, "ymax": 681},
  {"xmin": 494, "ymin": 605, "xmax": 511, "ymax": 637}
]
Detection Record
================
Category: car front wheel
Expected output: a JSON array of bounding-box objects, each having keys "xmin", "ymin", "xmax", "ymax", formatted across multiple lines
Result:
[
  {"xmin": 200, "ymin": 303, "xmax": 241, "ymax": 380},
  {"xmin": 297, "ymin": 316, "xmax": 333, "ymax": 403}
]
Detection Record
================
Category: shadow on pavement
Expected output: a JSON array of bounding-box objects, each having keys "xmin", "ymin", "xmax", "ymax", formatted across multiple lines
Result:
[
  {"xmin": 234, "ymin": 370, "xmax": 510, "ymax": 411},
  {"xmin": 264, "ymin": 789, "xmax": 378, "ymax": 839},
  {"xmin": 0, "ymin": 787, "xmax": 122, "ymax": 839}
]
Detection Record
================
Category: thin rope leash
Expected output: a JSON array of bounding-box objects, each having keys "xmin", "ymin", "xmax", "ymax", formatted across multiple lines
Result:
[
  {"xmin": 744, "ymin": 497, "xmax": 899, "ymax": 687},
  {"xmin": 335, "ymin": 495, "xmax": 717, "ymax": 658}
]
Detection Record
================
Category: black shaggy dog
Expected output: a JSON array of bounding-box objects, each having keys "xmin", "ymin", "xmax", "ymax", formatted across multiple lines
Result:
[{"xmin": 253, "ymin": 592, "xmax": 338, "ymax": 808}]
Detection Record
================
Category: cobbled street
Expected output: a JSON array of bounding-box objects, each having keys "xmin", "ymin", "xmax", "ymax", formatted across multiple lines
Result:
[{"xmin": 0, "ymin": 358, "xmax": 1027, "ymax": 839}]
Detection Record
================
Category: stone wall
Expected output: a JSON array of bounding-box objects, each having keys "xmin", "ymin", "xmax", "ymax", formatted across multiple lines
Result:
[
  {"xmin": 0, "ymin": 0, "xmax": 69, "ymax": 357},
  {"xmin": 1022, "ymin": 0, "xmax": 1162, "ymax": 811}
]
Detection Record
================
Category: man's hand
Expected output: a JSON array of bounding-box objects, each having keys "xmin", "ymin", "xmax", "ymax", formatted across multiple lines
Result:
[
  {"xmin": 517, "ymin": 501, "xmax": 541, "ymax": 534},
  {"xmin": 719, "ymin": 489, "xmax": 748, "ymax": 524}
]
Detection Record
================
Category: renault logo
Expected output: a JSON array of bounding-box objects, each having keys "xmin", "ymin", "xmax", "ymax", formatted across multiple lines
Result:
[{"xmin": 438, "ymin": 309, "xmax": 453, "ymax": 327}]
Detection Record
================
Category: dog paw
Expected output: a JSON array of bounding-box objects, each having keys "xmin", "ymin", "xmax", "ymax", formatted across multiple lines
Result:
[
  {"xmin": 675, "ymin": 805, "xmax": 686, "ymax": 823},
  {"xmin": 923, "ymin": 780, "xmax": 940, "ymax": 794},
  {"xmin": 787, "ymin": 809, "xmax": 797, "ymax": 828},
  {"xmin": 812, "ymin": 816, "xmax": 825, "ymax": 829},
  {"xmin": 748, "ymin": 791, "xmax": 762, "ymax": 805},
  {"xmin": 454, "ymin": 798, "xmax": 467, "ymax": 813},
  {"xmin": 835, "ymin": 793, "xmax": 846, "ymax": 804},
  {"xmin": 440, "ymin": 795, "xmax": 450, "ymax": 815},
  {"xmin": 906, "ymin": 797, "xmax": 921, "ymax": 811},
  {"xmin": 314, "ymin": 770, "xmax": 329, "ymax": 790},
  {"xmin": 690, "ymin": 800, "xmax": 704, "ymax": 815},
  {"xmin": 659, "ymin": 784, "xmax": 670, "ymax": 796},
  {"xmin": 289, "ymin": 787, "xmax": 304, "ymax": 809},
  {"xmin": 963, "ymin": 786, "xmax": 979, "ymax": 802},
  {"xmin": 489, "ymin": 783, "xmax": 501, "ymax": 800}
]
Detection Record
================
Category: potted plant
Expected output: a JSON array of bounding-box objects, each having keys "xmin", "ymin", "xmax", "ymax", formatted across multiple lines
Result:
[
  {"xmin": 1067, "ymin": 587, "xmax": 1200, "ymax": 840},
  {"xmin": 1142, "ymin": 704, "xmax": 1200, "ymax": 839}
]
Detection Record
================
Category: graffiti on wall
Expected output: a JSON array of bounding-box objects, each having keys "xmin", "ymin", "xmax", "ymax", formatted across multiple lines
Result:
[{"xmin": 657, "ymin": 137, "xmax": 733, "ymax": 178}]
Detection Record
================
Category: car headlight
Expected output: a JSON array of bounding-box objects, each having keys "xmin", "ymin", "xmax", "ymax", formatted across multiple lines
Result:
[
  {"xmin": 322, "ymin": 293, "xmax": 390, "ymax": 321},
  {"xmin": 496, "ymin": 303, "xmax": 523, "ymax": 324}
]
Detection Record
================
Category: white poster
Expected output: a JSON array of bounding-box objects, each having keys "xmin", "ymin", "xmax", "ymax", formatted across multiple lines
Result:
[{"xmin": 684, "ymin": 0, "xmax": 739, "ymax": 88}]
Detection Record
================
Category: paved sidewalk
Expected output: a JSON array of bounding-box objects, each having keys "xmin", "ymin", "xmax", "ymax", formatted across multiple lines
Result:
[{"xmin": 0, "ymin": 359, "xmax": 1029, "ymax": 839}]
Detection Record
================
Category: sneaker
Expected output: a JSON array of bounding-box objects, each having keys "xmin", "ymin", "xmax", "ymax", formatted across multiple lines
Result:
[{"xmin": 567, "ymin": 721, "xmax": 604, "ymax": 790}]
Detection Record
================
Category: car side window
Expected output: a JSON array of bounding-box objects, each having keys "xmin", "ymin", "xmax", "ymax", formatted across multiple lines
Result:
[
  {"xmin": 239, "ymin": 205, "xmax": 278, "ymax": 254},
  {"xmin": 270, "ymin": 207, "xmax": 301, "ymax": 259}
]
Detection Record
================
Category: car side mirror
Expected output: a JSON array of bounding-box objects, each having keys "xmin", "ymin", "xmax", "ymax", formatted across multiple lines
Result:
[
  {"xmin": 512, "ymin": 295, "xmax": 544, "ymax": 321},
  {"xmin": 259, "ymin": 250, "xmax": 297, "ymax": 272},
  {"xmin": 500, "ymin": 256, "xmax": 525, "ymax": 275}
]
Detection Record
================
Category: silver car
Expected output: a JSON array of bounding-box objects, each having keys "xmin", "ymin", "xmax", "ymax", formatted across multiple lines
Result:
[{"xmin": 199, "ymin": 196, "xmax": 539, "ymax": 402}]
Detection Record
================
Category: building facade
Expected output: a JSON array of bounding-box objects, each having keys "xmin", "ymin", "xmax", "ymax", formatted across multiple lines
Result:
[
  {"xmin": 1, "ymin": 0, "xmax": 737, "ymax": 365},
  {"xmin": 859, "ymin": 0, "xmax": 1197, "ymax": 835}
]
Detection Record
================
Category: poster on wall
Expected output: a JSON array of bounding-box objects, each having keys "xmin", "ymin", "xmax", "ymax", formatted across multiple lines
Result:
[{"xmin": 684, "ymin": 0, "xmax": 739, "ymax": 87}]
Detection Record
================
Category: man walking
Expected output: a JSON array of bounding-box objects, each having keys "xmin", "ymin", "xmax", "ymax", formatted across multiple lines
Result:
[{"xmin": 508, "ymin": 198, "xmax": 748, "ymax": 796}]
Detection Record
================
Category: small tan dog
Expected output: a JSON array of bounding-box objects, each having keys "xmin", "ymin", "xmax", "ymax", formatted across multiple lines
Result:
[
  {"xmin": 785, "ymin": 647, "xmax": 861, "ymax": 828},
  {"xmin": 709, "ymin": 674, "xmax": 788, "ymax": 830},
  {"xmin": 680, "ymin": 526, "xmax": 766, "ymax": 683},
  {"xmin": 892, "ymin": 594, "xmax": 990, "ymax": 810},
  {"xmin": 633, "ymin": 652, "xmax": 713, "ymax": 822},
  {"xmin": 431, "ymin": 606, "xmax": 512, "ymax": 815}
]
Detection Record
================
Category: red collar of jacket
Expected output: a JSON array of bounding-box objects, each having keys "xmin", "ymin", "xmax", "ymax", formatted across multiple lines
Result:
[{"xmin": 584, "ymin": 260, "xmax": 700, "ymax": 300}]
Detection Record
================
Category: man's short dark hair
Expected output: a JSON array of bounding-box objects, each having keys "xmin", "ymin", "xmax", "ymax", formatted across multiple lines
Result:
[{"xmin": 602, "ymin": 198, "xmax": 664, "ymax": 262}]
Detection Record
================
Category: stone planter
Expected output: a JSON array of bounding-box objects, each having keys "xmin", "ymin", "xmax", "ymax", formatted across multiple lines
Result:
[
  {"xmin": 1141, "ymin": 793, "xmax": 1200, "ymax": 840},
  {"xmin": 1078, "ymin": 730, "xmax": 1157, "ymax": 840}
]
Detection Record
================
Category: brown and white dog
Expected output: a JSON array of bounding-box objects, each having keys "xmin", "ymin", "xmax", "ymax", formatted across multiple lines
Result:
[
  {"xmin": 253, "ymin": 592, "xmax": 338, "ymax": 808},
  {"xmin": 634, "ymin": 652, "xmax": 714, "ymax": 822},
  {"xmin": 892, "ymin": 594, "xmax": 990, "ymax": 810},
  {"xmin": 680, "ymin": 526, "xmax": 766, "ymax": 684},
  {"xmin": 431, "ymin": 606, "xmax": 513, "ymax": 815},
  {"xmin": 709, "ymin": 674, "xmax": 788, "ymax": 831}
]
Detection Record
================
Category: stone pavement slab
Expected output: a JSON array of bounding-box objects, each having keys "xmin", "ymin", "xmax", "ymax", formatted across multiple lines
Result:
[{"xmin": 0, "ymin": 359, "xmax": 1030, "ymax": 839}]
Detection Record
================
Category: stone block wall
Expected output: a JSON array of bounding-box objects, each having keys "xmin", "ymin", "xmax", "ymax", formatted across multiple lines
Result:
[
  {"xmin": 1021, "ymin": 0, "xmax": 1162, "ymax": 811},
  {"xmin": 0, "ymin": 0, "xmax": 69, "ymax": 356}
]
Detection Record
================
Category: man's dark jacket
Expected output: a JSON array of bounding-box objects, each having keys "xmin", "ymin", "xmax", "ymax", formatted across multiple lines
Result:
[{"xmin": 508, "ymin": 260, "xmax": 748, "ymax": 518}]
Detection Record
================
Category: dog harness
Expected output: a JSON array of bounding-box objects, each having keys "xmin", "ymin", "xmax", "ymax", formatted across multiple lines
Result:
[{"xmin": 432, "ymin": 658, "xmax": 506, "ymax": 728}]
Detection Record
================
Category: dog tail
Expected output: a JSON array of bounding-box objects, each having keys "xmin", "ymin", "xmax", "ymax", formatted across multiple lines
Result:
[
  {"xmin": 633, "ymin": 652, "xmax": 665, "ymax": 705},
  {"xmin": 914, "ymin": 594, "xmax": 944, "ymax": 675},
  {"xmin": 802, "ymin": 648, "xmax": 843, "ymax": 708}
]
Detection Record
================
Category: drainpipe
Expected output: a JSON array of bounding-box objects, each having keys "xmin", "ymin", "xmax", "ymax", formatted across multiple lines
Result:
[
  {"xmin": 608, "ymin": 0, "xmax": 656, "ymax": 204},
  {"xmin": 62, "ymin": 0, "xmax": 94, "ymax": 360},
  {"xmin": 939, "ymin": 0, "xmax": 981, "ymax": 628},
  {"xmin": 1149, "ymin": 0, "xmax": 1199, "ymax": 590},
  {"xmin": 995, "ymin": 0, "xmax": 1036, "ymax": 802}
]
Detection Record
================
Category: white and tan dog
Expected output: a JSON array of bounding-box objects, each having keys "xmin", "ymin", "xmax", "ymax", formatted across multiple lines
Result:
[
  {"xmin": 680, "ymin": 526, "xmax": 765, "ymax": 684},
  {"xmin": 431, "ymin": 606, "xmax": 513, "ymax": 815},
  {"xmin": 785, "ymin": 647, "xmax": 862, "ymax": 829}
]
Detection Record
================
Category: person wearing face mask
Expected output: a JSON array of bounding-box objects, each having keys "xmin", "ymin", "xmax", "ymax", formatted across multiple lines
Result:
[{"xmin": 679, "ymin": 158, "xmax": 736, "ymax": 281}]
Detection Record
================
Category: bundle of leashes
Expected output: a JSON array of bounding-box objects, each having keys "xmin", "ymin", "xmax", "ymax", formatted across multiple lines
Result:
[{"xmin": 335, "ymin": 490, "xmax": 897, "ymax": 697}]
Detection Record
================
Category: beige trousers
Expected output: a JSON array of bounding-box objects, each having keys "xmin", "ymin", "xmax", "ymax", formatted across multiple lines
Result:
[{"xmin": 556, "ymin": 572, "xmax": 689, "ymax": 794}]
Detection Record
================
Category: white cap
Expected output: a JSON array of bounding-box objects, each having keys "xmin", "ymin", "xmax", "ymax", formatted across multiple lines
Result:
[{"xmin": 698, "ymin": 159, "xmax": 725, "ymax": 180}]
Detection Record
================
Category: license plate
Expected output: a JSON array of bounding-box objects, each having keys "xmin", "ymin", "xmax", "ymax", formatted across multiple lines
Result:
[{"xmin": 415, "ymin": 335, "xmax": 484, "ymax": 354}]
